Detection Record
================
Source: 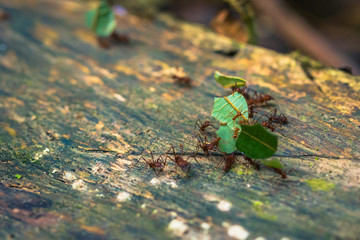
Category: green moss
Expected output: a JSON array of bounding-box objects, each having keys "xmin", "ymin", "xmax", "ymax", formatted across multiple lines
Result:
[
  {"xmin": 233, "ymin": 165, "xmax": 253, "ymax": 175},
  {"xmin": 252, "ymin": 200, "xmax": 278, "ymax": 221},
  {"xmin": 306, "ymin": 178, "xmax": 335, "ymax": 191}
]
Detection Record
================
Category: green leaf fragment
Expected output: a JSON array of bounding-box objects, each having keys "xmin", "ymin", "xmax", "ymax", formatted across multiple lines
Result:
[
  {"xmin": 261, "ymin": 159, "xmax": 283, "ymax": 169},
  {"xmin": 236, "ymin": 124, "xmax": 278, "ymax": 159},
  {"xmin": 211, "ymin": 92, "xmax": 248, "ymax": 131},
  {"xmin": 214, "ymin": 71, "xmax": 246, "ymax": 88},
  {"xmin": 216, "ymin": 125, "xmax": 237, "ymax": 153},
  {"xmin": 86, "ymin": 1, "xmax": 116, "ymax": 37},
  {"xmin": 15, "ymin": 174, "xmax": 22, "ymax": 179}
]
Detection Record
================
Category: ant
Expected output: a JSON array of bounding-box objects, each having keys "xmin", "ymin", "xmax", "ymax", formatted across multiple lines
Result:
[
  {"xmin": 233, "ymin": 127, "xmax": 240, "ymax": 138},
  {"xmin": 272, "ymin": 168, "xmax": 287, "ymax": 179},
  {"xmin": 195, "ymin": 120, "xmax": 213, "ymax": 133},
  {"xmin": 222, "ymin": 153, "xmax": 237, "ymax": 172},
  {"xmin": 167, "ymin": 145, "xmax": 195, "ymax": 175},
  {"xmin": 241, "ymin": 154, "xmax": 260, "ymax": 170},
  {"xmin": 267, "ymin": 108, "xmax": 288, "ymax": 124},
  {"xmin": 135, "ymin": 151, "xmax": 167, "ymax": 176},
  {"xmin": 97, "ymin": 32, "xmax": 129, "ymax": 49},
  {"xmin": 172, "ymin": 75, "xmax": 192, "ymax": 88},
  {"xmin": 261, "ymin": 121, "xmax": 275, "ymax": 131},
  {"xmin": 196, "ymin": 134, "xmax": 221, "ymax": 156},
  {"xmin": 214, "ymin": 153, "xmax": 237, "ymax": 172},
  {"xmin": 233, "ymin": 87, "xmax": 273, "ymax": 106},
  {"xmin": 232, "ymin": 111, "xmax": 248, "ymax": 122},
  {"xmin": 0, "ymin": 10, "xmax": 9, "ymax": 21},
  {"xmin": 260, "ymin": 108, "xmax": 288, "ymax": 131}
]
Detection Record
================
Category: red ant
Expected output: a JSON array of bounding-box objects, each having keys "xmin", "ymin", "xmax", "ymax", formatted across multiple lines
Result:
[
  {"xmin": 214, "ymin": 153, "xmax": 237, "ymax": 172},
  {"xmin": 135, "ymin": 151, "xmax": 167, "ymax": 176},
  {"xmin": 222, "ymin": 154, "xmax": 237, "ymax": 172},
  {"xmin": 195, "ymin": 120, "xmax": 213, "ymax": 134},
  {"xmin": 261, "ymin": 121, "xmax": 275, "ymax": 131},
  {"xmin": 97, "ymin": 32, "xmax": 129, "ymax": 49},
  {"xmin": 267, "ymin": 108, "xmax": 288, "ymax": 124},
  {"xmin": 232, "ymin": 111, "xmax": 248, "ymax": 122},
  {"xmin": 260, "ymin": 108, "xmax": 288, "ymax": 131},
  {"xmin": 0, "ymin": 10, "xmax": 9, "ymax": 21},
  {"xmin": 241, "ymin": 154, "xmax": 260, "ymax": 170},
  {"xmin": 233, "ymin": 87, "xmax": 273, "ymax": 106},
  {"xmin": 172, "ymin": 75, "xmax": 192, "ymax": 88},
  {"xmin": 272, "ymin": 168, "xmax": 287, "ymax": 179},
  {"xmin": 167, "ymin": 145, "xmax": 195, "ymax": 175},
  {"xmin": 196, "ymin": 134, "xmax": 221, "ymax": 156},
  {"xmin": 233, "ymin": 127, "xmax": 240, "ymax": 138}
]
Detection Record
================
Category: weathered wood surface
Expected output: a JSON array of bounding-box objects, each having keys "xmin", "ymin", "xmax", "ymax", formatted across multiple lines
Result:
[{"xmin": 0, "ymin": 1, "xmax": 359, "ymax": 239}]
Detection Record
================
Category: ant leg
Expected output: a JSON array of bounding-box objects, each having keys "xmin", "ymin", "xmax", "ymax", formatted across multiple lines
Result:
[
  {"xmin": 133, "ymin": 156, "xmax": 146, "ymax": 167},
  {"xmin": 180, "ymin": 144, "xmax": 184, "ymax": 157}
]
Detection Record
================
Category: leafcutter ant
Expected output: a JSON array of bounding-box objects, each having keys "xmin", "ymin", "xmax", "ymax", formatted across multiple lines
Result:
[
  {"xmin": 97, "ymin": 32, "xmax": 129, "ymax": 49},
  {"xmin": 233, "ymin": 87, "xmax": 273, "ymax": 106},
  {"xmin": 260, "ymin": 108, "xmax": 288, "ymax": 131},
  {"xmin": 241, "ymin": 154, "xmax": 260, "ymax": 170},
  {"xmin": 195, "ymin": 120, "xmax": 213, "ymax": 133},
  {"xmin": 261, "ymin": 121, "xmax": 275, "ymax": 132},
  {"xmin": 172, "ymin": 75, "xmax": 192, "ymax": 88},
  {"xmin": 222, "ymin": 153, "xmax": 237, "ymax": 172},
  {"xmin": 167, "ymin": 144, "xmax": 195, "ymax": 175},
  {"xmin": 0, "ymin": 10, "xmax": 9, "ymax": 21},
  {"xmin": 267, "ymin": 108, "xmax": 288, "ymax": 124},
  {"xmin": 232, "ymin": 111, "xmax": 248, "ymax": 122},
  {"xmin": 272, "ymin": 167, "xmax": 287, "ymax": 179},
  {"xmin": 196, "ymin": 134, "xmax": 221, "ymax": 156},
  {"xmin": 135, "ymin": 151, "xmax": 167, "ymax": 176},
  {"xmin": 233, "ymin": 127, "xmax": 240, "ymax": 138}
]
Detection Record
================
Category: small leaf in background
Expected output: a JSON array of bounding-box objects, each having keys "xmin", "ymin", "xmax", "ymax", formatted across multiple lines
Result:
[
  {"xmin": 216, "ymin": 125, "xmax": 237, "ymax": 154},
  {"xmin": 214, "ymin": 71, "xmax": 246, "ymax": 88},
  {"xmin": 261, "ymin": 159, "xmax": 283, "ymax": 169},
  {"xmin": 211, "ymin": 92, "xmax": 248, "ymax": 131},
  {"xmin": 86, "ymin": 1, "xmax": 116, "ymax": 37},
  {"xmin": 15, "ymin": 174, "xmax": 22, "ymax": 179},
  {"xmin": 236, "ymin": 124, "xmax": 277, "ymax": 159}
]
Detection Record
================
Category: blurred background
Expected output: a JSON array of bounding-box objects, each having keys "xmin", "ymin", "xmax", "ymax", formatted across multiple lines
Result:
[{"xmin": 117, "ymin": 0, "xmax": 360, "ymax": 74}]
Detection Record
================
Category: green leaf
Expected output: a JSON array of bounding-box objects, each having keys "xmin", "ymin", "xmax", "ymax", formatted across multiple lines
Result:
[
  {"xmin": 86, "ymin": 1, "xmax": 116, "ymax": 37},
  {"xmin": 15, "ymin": 174, "xmax": 22, "ymax": 179},
  {"xmin": 261, "ymin": 159, "xmax": 283, "ymax": 169},
  {"xmin": 236, "ymin": 124, "xmax": 277, "ymax": 159},
  {"xmin": 216, "ymin": 125, "xmax": 237, "ymax": 154},
  {"xmin": 211, "ymin": 92, "xmax": 248, "ymax": 131},
  {"xmin": 214, "ymin": 71, "xmax": 246, "ymax": 88}
]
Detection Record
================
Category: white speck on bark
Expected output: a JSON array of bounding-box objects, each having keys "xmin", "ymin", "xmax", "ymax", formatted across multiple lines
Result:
[
  {"xmin": 168, "ymin": 219, "xmax": 189, "ymax": 237},
  {"xmin": 116, "ymin": 191, "xmax": 131, "ymax": 202},
  {"xmin": 217, "ymin": 200, "xmax": 232, "ymax": 212},
  {"xmin": 254, "ymin": 237, "xmax": 266, "ymax": 240},
  {"xmin": 149, "ymin": 178, "xmax": 161, "ymax": 186},
  {"xmin": 63, "ymin": 171, "xmax": 77, "ymax": 181},
  {"xmin": 201, "ymin": 223, "xmax": 211, "ymax": 231},
  {"xmin": 227, "ymin": 225, "xmax": 249, "ymax": 240},
  {"xmin": 114, "ymin": 93, "xmax": 126, "ymax": 102},
  {"xmin": 72, "ymin": 180, "xmax": 87, "ymax": 192}
]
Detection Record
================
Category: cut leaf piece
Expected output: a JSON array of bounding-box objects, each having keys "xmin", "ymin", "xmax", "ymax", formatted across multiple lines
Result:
[
  {"xmin": 211, "ymin": 92, "xmax": 248, "ymax": 131},
  {"xmin": 214, "ymin": 71, "xmax": 246, "ymax": 88},
  {"xmin": 261, "ymin": 159, "xmax": 283, "ymax": 169},
  {"xmin": 236, "ymin": 124, "xmax": 277, "ymax": 159},
  {"xmin": 216, "ymin": 125, "xmax": 237, "ymax": 154},
  {"xmin": 86, "ymin": 1, "xmax": 116, "ymax": 37}
]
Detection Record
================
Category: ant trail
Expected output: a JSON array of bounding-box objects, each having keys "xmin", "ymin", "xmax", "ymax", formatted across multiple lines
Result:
[{"xmin": 78, "ymin": 147, "xmax": 358, "ymax": 161}]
